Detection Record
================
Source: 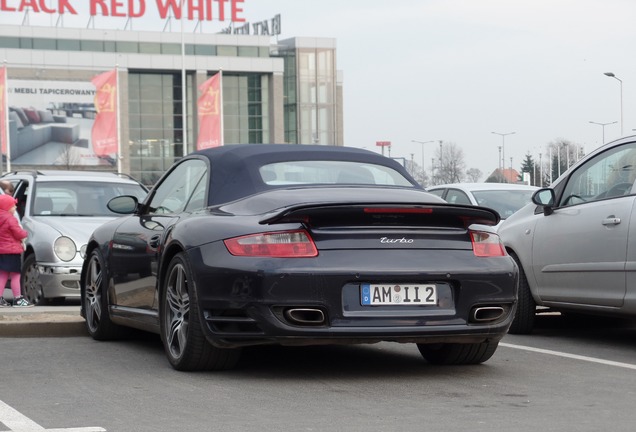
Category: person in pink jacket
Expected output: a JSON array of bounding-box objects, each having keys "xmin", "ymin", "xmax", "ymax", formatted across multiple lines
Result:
[{"xmin": 0, "ymin": 194, "xmax": 31, "ymax": 307}]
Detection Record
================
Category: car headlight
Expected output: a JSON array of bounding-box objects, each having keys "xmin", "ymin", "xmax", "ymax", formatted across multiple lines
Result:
[{"xmin": 54, "ymin": 237, "xmax": 77, "ymax": 262}]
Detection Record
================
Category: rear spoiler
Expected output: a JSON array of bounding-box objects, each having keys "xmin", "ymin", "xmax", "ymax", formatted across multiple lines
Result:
[{"xmin": 259, "ymin": 203, "xmax": 500, "ymax": 228}]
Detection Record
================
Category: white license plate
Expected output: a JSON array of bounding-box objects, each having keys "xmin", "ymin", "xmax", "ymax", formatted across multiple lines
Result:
[{"xmin": 360, "ymin": 283, "xmax": 437, "ymax": 306}]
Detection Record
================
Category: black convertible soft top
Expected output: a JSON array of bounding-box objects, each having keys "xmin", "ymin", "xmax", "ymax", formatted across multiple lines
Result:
[{"xmin": 189, "ymin": 144, "xmax": 422, "ymax": 205}]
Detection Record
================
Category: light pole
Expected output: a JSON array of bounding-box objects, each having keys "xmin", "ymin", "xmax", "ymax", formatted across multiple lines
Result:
[
  {"xmin": 497, "ymin": 146, "xmax": 502, "ymax": 171},
  {"xmin": 439, "ymin": 140, "xmax": 443, "ymax": 183},
  {"xmin": 589, "ymin": 120, "xmax": 617, "ymax": 144},
  {"xmin": 492, "ymin": 131, "xmax": 515, "ymax": 177},
  {"xmin": 411, "ymin": 140, "xmax": 435, "ymax": 185},
  {"xmin": 604, "ymin": 72, "xmax": 623, "ymax": 136}
]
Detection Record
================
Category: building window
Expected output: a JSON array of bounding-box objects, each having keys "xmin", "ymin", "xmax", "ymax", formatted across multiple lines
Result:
[
  {"xmin": 117, "ymin": 41, "xmax": 138, "ymax": 53},
  {"xmin": 139, "ymin": 42, "xmax": 161, "ymax": 54},
  {"xmin": 81, "ymin": 40, "xmax": 104, "ymax": 51},
  {"xmin": 0, "ymin": 37, "xmax": 20, "ymax": 49},
  {"xmin": 32, "ymin": 38, "xmax": 56, "ymax": 50},
  {"xmin": 128, "ymin": 72, "xmax": 190, "ymax": 186},
  {"xmin": 57, "ymin": 39, "xmax": 81, "ymax": 51},
  {"xmin": 219, "ymin": 73, "xmax": 269, "ymax": 145},
  {"xmin": 161, "ymin": 43, "xmax": 181, "ymax": 55},
  {"xmin": 281, "ymin": 46, "xmax": 336, "ymax": 145},
  {"xmin": 217, "ymin": 46, "xmax": 238, "ymax": 57},
  {"xmin": 194, "ymin": 45, "xmax": 216, "ymax": 55}
]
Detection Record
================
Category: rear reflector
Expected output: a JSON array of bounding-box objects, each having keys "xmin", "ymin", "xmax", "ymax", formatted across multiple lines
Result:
[
  {"xmin": 470, "ymin": 231, "xmax": 506, "ymax": 257},
  {"xmin": 224, "ymin": 230, "xmax": 318, "ymax": 258}
]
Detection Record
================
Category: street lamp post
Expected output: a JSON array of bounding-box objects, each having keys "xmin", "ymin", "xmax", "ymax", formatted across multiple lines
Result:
[
  {"xmin": 411, "ymin": 140, "xmax": 435, "ymax": 185},
  {"xmin": 439, "ymin": 141, "xmax": 443, "ymax": 183},
  {"xmin": 604, "ymin": 72, "xmax": 623, "ymax": 136},
  {"xmin": 589, "ymin": 120, "xmax": 617, "ymax": 144},
  {"xmin": 492, "ymin": 131, "xmax": 515, "ymax": 178}
]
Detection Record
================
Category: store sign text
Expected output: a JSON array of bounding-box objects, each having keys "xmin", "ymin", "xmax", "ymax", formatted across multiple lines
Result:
[
  {"xmin": 0, "ymin": 0, "xmax": 246, "ymax": 22},
  {"xmin": 223, "ymin": 13, "xmax": 280, "ymax": 36}
]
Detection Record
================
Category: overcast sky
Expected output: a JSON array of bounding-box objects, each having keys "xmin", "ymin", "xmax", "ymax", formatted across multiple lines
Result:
[{"xmin": 3, "ymin": 0, "xmax": 636, "ymax": 180}]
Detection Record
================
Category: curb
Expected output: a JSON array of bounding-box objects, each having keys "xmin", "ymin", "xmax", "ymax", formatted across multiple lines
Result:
[{"xmin": 0, "ymin": 306, "xmax": 86, "ymax": 338}]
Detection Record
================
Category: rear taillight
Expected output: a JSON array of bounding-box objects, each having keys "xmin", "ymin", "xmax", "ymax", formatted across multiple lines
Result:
[
  {"xmin": 470, "ymin": 231, "xmax": 506, "ymax": 257},
  {"xmin": 224, "ymin": 230, "xmax": 318, "ymax": 258}
]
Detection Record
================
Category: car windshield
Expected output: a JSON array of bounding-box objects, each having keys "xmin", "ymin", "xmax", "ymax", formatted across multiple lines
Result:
[
  {"xmin": 471, "ymin": 189, "xmax": 535, "ymax": 219},
  {"xmin": 32, "ymin": 181, "xmax": 147, "ymax": 216},
  {"xmin": 259, "ymin": 160, "xmax": 414, "ymax": 187}
]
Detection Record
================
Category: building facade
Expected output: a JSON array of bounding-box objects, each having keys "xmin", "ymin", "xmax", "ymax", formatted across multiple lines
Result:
[{"xmin": 0, "ymin": 24, "xmax": 343, "ymax": 185}]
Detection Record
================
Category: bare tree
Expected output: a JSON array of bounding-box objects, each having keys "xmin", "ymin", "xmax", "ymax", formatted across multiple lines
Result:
[
  {"xmin": 433, "ymin": 141, "xmax": 466, "ymax": 184},
  {"xmin": 545, "ymin": 138, "xmax": 584, "ymax": 182},
  {"xmin": 57, "ymin": 145, "xmax": 81, "ymax": 169},
  {"xmin": 465, "ymin": 167, "xmax": 482, "ymax": 182}
]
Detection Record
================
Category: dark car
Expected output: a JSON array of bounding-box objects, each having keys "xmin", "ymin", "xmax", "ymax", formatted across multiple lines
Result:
[{"xmin": 80, "ymin": 144, "xmax": 517, "ymax": 371}]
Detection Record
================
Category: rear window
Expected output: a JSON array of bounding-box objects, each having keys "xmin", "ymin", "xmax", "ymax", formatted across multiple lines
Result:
[{"xmin": 259, "ymin": 161, "xmax": 414, "ymax": 187}]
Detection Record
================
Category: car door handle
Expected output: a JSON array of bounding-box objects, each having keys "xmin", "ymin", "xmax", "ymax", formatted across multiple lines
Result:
[
  {"xmin": 602, "ymin": 216, "xmax": 621, "ymax": 226},
  {"xmin": 149, "ymin": 235, "xmax": 161, "ymax": 249}
]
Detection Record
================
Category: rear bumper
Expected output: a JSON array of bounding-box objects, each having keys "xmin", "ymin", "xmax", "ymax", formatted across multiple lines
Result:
[{"xmin": 188, "ymin": 246, "xmax": 518, "ymax": 349}]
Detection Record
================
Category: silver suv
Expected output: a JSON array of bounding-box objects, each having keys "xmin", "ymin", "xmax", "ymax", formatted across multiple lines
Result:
[{"xmin": 1, "ymin": 170, "xmax": 148, "ymax": 304}]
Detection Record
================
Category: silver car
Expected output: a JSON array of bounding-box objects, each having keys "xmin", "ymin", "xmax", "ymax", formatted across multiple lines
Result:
[
  {"xmin": 498, "ymin": 136, "xmax": 636, "ymax": 333},
  {"xmin": 2, "ymin": 170, "xmax": 147, "ymax": 304},
  {"xmin": 427, "ymin": 182, "xmax": 538, "ymax": 228}
]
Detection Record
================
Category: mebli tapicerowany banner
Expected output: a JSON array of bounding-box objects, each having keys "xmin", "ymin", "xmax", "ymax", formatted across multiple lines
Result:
[{"xmin": 5, "ymin": 78, "xmax": 115, "ymax": 167}]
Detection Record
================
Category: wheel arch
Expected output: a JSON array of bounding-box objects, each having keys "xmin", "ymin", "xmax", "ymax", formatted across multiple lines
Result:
[
  {"xmin": 158, "ymin": 242, "xmax": 187, "ymax": 296},
  {"xmin": 506, "ymin": 247, "xmax": 541, "ymax": 304}
]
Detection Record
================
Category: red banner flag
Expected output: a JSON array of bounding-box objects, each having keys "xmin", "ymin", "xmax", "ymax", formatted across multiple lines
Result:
[
  {"xmin": 197, "ymin": 72, "xmax": 222, "ymax": 150},
  {"xmin": 0, "ymin": 67, "xmax": 6, "ymax": 155},
  {"xmin": 91, "ymin": 69, "xmax": 118, "ymax": 156}
]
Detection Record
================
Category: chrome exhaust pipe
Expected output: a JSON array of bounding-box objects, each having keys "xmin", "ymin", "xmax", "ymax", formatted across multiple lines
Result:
[
  {"xmin": 284, "ymin": 308, "xmax": 326, "ymax": 326},
  {"xmin": 472, "ymin": 306, "xmax": 505, "ymax": 322}
]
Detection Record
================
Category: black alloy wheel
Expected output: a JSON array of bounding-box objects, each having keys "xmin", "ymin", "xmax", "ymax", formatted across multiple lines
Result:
[
  {"xmin": 160, "ymin": 252, "xmax": 241, "ymax": 371},
  {"xmin": 83, "ymin": 249, "xmax": 121, "ymax": 339}
]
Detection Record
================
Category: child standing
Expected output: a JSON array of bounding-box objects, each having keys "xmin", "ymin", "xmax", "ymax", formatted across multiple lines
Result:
[{"xmin": 0, "ymin": 194, "xmax": 30, "ymax": 307}]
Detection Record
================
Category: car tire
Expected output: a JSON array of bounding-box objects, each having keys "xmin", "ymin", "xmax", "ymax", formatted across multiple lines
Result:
[
  {"xmin": 83, "ymin": 249, "xmax": 122, "ymax": 340},
  {"xmin": 21, "ymin": 253, "xmax": 45, "ymax": 305},
  {"xmin": 508, "ymin": 254, "xmax": 536, "ymax": 334},
  {"xmin": 417, "ymin": 341, "xmax": 499, "ymax": 365},
  {"xmin": 160, "ymin": 252, "xmax": 241, "ymax": 371}
]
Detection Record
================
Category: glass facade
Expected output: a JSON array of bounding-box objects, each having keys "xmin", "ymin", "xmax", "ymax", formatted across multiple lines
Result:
[
  {"xmin": 281, "ymin": 45, "xmax": 337, "ymax": 145},
  {"xmin": 128, "ymin": 71, "xmax": 270, "ymax": 185},
  {"xmin": 0, "ymin": 36, "xmax": 268, "ymax": 58},
  {"xmin": 128, "ymin": 72, "xmax": 189, "ymax": 186},
  {"xmin": 223, "ymin": 73, "xmax": 269, "ymax": 145},
  {"xmin": 0, "ymin": 26, "xmax": 341, "ymax": 183}
]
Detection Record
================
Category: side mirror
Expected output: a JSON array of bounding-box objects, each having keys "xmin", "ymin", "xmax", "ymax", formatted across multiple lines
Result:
[
  {"xmin": 532, "ymin": 188, "xmax": 555, "ymax": 215},
  {"xmin": 107, "ymin": 195, "xmax": 139, "ymax": 214}
]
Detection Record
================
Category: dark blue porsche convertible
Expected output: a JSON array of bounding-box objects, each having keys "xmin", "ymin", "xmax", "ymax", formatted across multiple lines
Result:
[{"xmin": 80, "ymin": 144, "xmax": 517, "ymax": 371}]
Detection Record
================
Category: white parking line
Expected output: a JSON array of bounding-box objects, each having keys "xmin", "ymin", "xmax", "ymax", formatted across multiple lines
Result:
[
  {"xmin": 0, "ymin": 400, "xmax": 105, "ymax": 432},
  {"xmin": 501, "ymin": 342, "xmax": 636, "ymax": 370}
]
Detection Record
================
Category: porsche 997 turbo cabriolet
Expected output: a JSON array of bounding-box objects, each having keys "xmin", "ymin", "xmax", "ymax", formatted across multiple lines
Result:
[{"xmin": 80, "ymin": 144, "xmax": 517, "ymax": 371}]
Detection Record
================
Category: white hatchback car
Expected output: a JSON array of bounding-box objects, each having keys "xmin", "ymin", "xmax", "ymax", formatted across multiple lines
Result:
[{"xmin": 427, "ymin": 183, "xmax": 538, "ymax": 225}]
